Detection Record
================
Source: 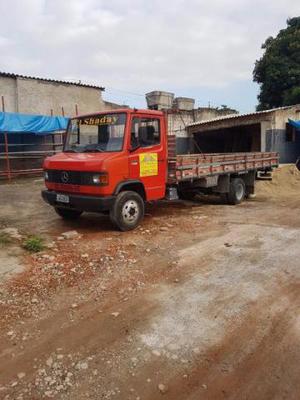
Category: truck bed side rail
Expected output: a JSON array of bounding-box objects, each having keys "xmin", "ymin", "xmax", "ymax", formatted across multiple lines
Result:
[{"xmin": 168, "ymin": 152, "xmax": 279, "ymax": 183}]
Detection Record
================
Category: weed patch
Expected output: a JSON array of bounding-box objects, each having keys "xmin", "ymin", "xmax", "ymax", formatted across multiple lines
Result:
[
  {"xmin": 0, "ymin": 232, "xmax": 11, "ymax": 247},
  {"xmin": 23, "ymin": 236, "xmax": 44, "ymax": 253}
]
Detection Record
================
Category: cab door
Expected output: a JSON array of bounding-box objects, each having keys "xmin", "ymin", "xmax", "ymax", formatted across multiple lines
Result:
[{"xmin": 128, "ymin": 115, "xmax": 167, "ymax": 200}]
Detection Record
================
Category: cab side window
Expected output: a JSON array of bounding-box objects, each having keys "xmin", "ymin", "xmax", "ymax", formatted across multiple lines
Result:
[{"xmin": 131, "ymin": 118, "xmax": 160, "ymax": 149}]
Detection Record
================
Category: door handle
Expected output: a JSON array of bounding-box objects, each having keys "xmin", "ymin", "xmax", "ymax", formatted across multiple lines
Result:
[{"xmin": 131, "ymin": 160, "xmax": 138, "ymax": 165}]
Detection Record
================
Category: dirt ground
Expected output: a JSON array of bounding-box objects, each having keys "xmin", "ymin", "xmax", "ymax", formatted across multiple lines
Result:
[{"xmin": 0, "ymin": 165, "xmax": 300, "ymax": 400}]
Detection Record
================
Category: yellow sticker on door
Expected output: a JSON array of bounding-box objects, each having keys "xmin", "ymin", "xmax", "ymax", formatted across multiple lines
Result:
[{"xmin": 139, "ymin": 153, "xmax": 158, "ymax": 177}]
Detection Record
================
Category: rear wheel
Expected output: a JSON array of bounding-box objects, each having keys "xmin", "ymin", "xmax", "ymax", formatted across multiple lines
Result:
[
  {"xmin": 227, "ymin": 178, "xmax": 246, "ymax": 205},
  {"xmin": 55, "ymin": 207, "xmax": 83, "ymax": 220},
  {"xmin": 110, "ymin": 191, "xmax": 144, "ymax": 231}
]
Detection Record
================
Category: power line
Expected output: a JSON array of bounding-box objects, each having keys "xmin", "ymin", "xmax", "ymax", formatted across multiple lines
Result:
[{"xmin": 105, "ymin": 86, "xmax": 145, "ymax": 97}]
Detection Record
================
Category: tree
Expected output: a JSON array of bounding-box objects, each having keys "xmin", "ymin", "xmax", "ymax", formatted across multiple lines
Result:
[{"xmin": 253, "ymin": 17, "xmax": 300, "ymax": 110}]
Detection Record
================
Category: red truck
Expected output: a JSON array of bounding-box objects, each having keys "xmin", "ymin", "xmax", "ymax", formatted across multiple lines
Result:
[{"xmin": 42, "ymin": 109, "xmax": 279, "ymax": 231}]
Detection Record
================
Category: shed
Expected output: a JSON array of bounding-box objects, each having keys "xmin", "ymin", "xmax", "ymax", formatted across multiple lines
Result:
[
  {"xmin": 187, "ymin": 105, "xmax": 300, "ymax": 163},
  {"xmin": 0, "ymin": 111, "xmax": 69, "ymax": 179}
]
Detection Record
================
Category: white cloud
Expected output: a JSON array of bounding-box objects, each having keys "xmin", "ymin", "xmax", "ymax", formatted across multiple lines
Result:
[{"xmin": 0, "ymin": 0, "xmax": 299, "ymax": 107}]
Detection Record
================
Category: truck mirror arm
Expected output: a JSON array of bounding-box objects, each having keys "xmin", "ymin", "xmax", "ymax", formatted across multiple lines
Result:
[{"xmin": 129, "ymin": 144, "xmax": 141, "ymax": 152}]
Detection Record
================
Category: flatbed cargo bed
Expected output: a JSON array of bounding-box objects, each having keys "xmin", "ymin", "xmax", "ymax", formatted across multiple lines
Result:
[{"xmin": 168, "ymin": 152, "xmax": 279, "ymax": 183}]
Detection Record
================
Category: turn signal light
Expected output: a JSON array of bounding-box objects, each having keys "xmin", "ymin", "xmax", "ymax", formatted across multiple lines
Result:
[{"xmin": 92, "ymin": 173, "xmax": 108, "ymax": 185}]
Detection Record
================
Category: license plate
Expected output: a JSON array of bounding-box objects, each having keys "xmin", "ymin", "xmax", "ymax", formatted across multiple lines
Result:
[{"xmin": 56, "ymin": 194, "xmax": 69, "ymax": 203}]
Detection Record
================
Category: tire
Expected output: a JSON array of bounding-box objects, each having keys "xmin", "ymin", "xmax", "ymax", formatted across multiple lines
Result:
[
  {"xmin": 55, "ymin": 207, "xmax": 83, "ymax": 220},
  {"xmin": 110, "ymin": 191, "xmax": 144, "ymax": 231},
  {"xmin": 227, "ymin": 178, "xmax": 246, "ymax": 205}
]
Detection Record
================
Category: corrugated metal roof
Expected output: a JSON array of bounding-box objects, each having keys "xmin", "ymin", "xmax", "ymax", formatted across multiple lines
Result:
[
  {"xmin": 187, "ymin": 105, "xmax": 297, "ymax": 128},
  {"xmin": 0, "ymin": 72, "xmax": 105, "ymax": 91}
]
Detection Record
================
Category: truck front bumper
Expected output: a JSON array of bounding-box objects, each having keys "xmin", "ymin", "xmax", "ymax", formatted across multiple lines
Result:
[{"xmin": 41, "ymin": 190, "xmax": 116, "ymax": 213}]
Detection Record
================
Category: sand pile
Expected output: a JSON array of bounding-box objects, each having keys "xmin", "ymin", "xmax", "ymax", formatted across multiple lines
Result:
[{"xmin": 256, "ymin": 164, "xmax": 300, "ymax": 198}]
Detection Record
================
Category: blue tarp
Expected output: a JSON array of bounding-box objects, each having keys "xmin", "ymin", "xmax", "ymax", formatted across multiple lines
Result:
[
  {"xmin": 0, "ymin": 111, "xmax": 69, "ymax": 135},
  {"xmin": 288, "ymin": 119, "xmax": 300, "ymax": 131}
]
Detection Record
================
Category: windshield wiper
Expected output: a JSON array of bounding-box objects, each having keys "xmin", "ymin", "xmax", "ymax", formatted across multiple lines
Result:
[
  {"xmin": 82, "ymin": 148, "xmax": 104, "ymax": 153},
  {"xmin": 64, "ymin": 149, "xmax": 79, "ymax": 153}
]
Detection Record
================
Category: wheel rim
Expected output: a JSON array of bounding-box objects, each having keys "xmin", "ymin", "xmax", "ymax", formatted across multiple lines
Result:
[
  {"xmin": 236, "ymin": 183, "xmax": 244, "ymax": 200},
  {"xmin": 122, "ymin": 200, "xmax": 139, "ymax": 223}
]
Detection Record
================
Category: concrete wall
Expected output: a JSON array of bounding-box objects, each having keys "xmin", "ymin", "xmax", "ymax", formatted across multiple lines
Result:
[
  {"xmin": 0, "ymin": 76, "xmax": 17, "ymax": 112},
  {"xmin": 103, "ymin": 100, "xmax": 128, "ymax": 110},
  {"xmin": 260, "ymin": 121, "xmax": 272, "ymax": 152},
  {"xmin": 0, "ymin": 76, "xmax": 113, "ymax": 116},
  {"xmin": 273, "ymin": 106, "xmax": 300, "ymax": 129},
  {"xmin": 16, "ymin": 78, "xmax": 105, "ymax": 116},
  {"xmin": 265, "ymin": 106, "xmax": 300, "ymax": 162},
  {"xmin": 266, "ymin": 129, "xmax": 300, "ymax": 163}
]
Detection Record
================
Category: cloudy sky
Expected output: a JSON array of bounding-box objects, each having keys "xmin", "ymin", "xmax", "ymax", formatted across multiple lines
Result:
[{"xmin": 0, "ymin": 0, "xmax": 299, "ymax": 112}]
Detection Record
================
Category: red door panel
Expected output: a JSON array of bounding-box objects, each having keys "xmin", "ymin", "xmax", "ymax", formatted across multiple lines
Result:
[{"xmin": 128, "ymin": 115, "xmax": 167, "ymax": 200}]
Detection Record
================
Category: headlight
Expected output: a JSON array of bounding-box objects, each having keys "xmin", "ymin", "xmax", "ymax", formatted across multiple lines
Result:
[
  {"xmin": 92, "ymin": 173, "xmax": 108, "ymax": 185},
  {"xmin": 44, "ymin": 171, "xmax": 49, "ymax": 180}
]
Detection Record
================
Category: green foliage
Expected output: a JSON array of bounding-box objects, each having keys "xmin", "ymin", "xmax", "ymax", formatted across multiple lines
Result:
[
  {"xmin": 216, "ymin": 105, "xmax": 238, "ymax": 113},
  {"xmin": 253, "ymin": 17, "xmax": 300, "ymax": 110},
  {"xmin": 283, "ymin": 86, "xmax": 300, "ymax": 105},
  {"xmin": 0, "ymin": 232, "xmax": 11, "ymax": 247},
  {"xmin": 23, "ymin": 236, "xmax": 44, "ymax": 253}
]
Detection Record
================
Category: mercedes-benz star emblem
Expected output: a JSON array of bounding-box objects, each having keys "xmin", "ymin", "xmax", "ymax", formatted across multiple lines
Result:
[{"xmin": 61, "ymin": 171, "xmax": 69, "ymax": 183}]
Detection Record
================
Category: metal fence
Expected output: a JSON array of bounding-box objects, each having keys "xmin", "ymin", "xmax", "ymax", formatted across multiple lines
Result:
[
  {"xmin": 0, "ymin": 132, "xmax": 63, "ymax": 180},
  {"xmin": 0, "ymin": 95, "xmax": 72, "ymax": 181}
]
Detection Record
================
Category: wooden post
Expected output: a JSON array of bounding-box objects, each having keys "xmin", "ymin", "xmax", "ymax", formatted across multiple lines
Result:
[
  {"xmin": 61, "ymin": 106, "xmax": 66, "ymax": 145},
  {"xmin": 1, "ymin": 95, "xmax": 11, "ymax": 181},
  {"xmin": 4, "ymin": 133, "xmax": 11, "ymax": 181},
  {"xmin": 75, "ymin": 104, "xmax": 79, "ymax": 116}
]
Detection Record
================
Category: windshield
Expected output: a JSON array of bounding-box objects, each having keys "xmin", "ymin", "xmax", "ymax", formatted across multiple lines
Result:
[{"xmin": 64, "ymin": 113, "xmax": 126, "ymax": 153}]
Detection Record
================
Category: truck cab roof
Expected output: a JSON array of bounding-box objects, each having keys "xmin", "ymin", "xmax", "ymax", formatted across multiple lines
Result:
[{"xmin": 71, "ymin": 108, "xmax": 165, "ymax": 119}]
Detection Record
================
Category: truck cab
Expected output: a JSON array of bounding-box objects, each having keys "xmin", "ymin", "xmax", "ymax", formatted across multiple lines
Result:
[{"xmin": 42, "ymin": 109, "xmax": 168, "ymax": 231}]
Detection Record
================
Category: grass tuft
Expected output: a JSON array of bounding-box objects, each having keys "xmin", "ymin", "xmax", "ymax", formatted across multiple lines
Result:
[
  {"xmin": 23, "ymin": 236, "xmax": 44, "ymax": 253},
  {"xmin": 0, "ymin": 232, "xmax": 11, "ymax": 247}
]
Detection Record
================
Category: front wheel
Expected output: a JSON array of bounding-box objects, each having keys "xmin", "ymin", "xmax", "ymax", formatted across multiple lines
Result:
[
  {"xmin": 110, "ymin": 191, "xmax": 144, "ymax": 231},
  {"xmin": 55, "ymin": 207, "xmax": 83, "ymax": 220}
]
